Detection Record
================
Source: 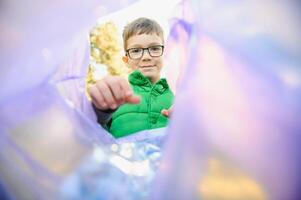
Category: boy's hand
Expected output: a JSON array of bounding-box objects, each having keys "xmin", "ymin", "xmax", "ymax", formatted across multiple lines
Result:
[
  {"xmin": 161, "ymin": 106, "xmax": 173, "ymax": 118},
  {"xmin": 88, "ymin": 76, "xmax": 140, "ymax": 110}
]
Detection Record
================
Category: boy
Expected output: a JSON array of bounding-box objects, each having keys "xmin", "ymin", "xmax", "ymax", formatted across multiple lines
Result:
[{"xmin": 89, "ymin": 17, "xmax": 174, "ymax": 138}]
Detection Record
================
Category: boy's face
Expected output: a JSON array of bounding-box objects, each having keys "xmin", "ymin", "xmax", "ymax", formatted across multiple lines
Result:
[{"xmin": 123, "ymin": 33, "xmax": 164, "ymax": 83}]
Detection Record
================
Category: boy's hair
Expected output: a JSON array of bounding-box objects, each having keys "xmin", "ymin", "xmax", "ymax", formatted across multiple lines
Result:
[{"xmin": 122, "ymin": 17, "xmax": 164, "ymax": 51}]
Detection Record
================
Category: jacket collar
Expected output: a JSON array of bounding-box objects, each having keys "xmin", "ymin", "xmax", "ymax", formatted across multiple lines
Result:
[{"xmin": 129, "ymin": 70, "xmax": 169, "ymax": 93}]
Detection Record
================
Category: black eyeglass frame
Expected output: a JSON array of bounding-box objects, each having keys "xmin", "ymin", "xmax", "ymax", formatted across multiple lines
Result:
[{"xmin": 126, "ymin": 45, "xmax": 164, "ymax": 59}]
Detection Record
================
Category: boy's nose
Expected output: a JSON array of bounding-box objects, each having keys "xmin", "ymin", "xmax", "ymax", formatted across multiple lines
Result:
[{"xmin": 141, "ymin": 49, "xmax": 152, "ymax": 59}]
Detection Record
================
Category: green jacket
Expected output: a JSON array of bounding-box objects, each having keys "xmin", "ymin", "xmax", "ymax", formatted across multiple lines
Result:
[{"xmin": 108, "ymin": 70, "xmax": 174, "ymax": 138}]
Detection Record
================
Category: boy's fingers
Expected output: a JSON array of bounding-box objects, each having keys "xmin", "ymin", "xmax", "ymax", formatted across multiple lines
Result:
[
  {"xmin": 125, "ymin": 95, "xmax": 141, "ymax": 104},
  {"xmin": 119, "ymin": 78, "xmax": 133, "ymax": 96},
  {"xmin": 161, "ymin": 106, "xmax": 173, "ymax": 118},
  {"xmin": 90, "ymin": 76, "xmax": 140, "ymax": 109},
  {"xmin": 89, "ymin": 85, "xmax": 108, "ymax": 110},
  {"xmin": 161, "ymin": 109, "xmax": 169, "ymax": 117},
  {"xmin": 117, "ymin": 77, "xmax": 140, "ymax": 104},
  {"xmin": 96, "ymin": 81, "xmax": 118, "ymax": 109},
  {"xmin": 104, "ymin": 77, "xmax": 124, "ymax": 104}
]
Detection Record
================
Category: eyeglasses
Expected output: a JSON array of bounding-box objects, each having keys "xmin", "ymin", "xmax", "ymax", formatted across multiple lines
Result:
[{"xmin": 126, "ymin": 45, "xmax": 164, "ymax": 59}]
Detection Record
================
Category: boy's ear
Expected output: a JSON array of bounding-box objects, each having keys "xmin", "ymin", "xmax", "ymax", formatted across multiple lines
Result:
[{"xmin": 122, "ymin": 56, "xmax": 128, "ymax": 64}]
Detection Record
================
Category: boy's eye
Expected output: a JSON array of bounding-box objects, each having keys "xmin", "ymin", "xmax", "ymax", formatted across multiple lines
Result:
[
  {"xmin": 149, "ymin": 46, "xmax": 162, "ymax": 52},
  {"xmin": 129, "ymin": 48, "xmax": 142, "ymax": 54}
]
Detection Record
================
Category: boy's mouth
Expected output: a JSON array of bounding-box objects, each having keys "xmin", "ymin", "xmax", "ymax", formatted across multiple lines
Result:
[{"xmin": 140, "ymin": 65, "xmax": 154, "ymax": 68}]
